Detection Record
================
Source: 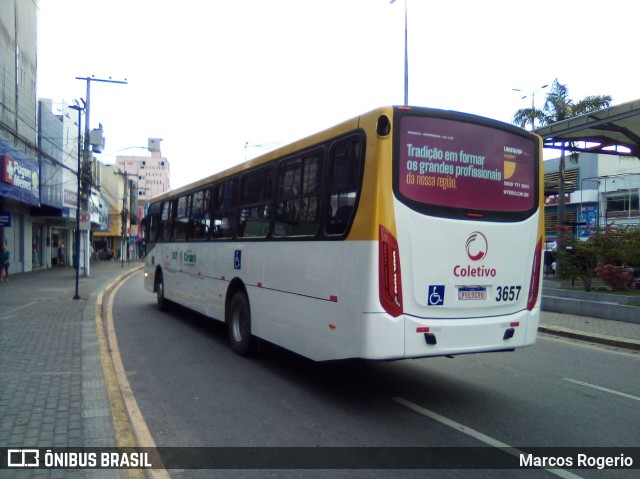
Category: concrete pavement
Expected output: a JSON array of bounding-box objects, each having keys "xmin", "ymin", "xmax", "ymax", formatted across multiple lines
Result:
[
  {"xmin": 539, "ymin": 311, "xmax": 640, "ymax": 351},
  {"xmin": 0, "ymin": 262, "xmax": 639, "ymax": 477},
  {"xmin": 0, "ymin": 260, "xmax": 142, "ymax": 478}
]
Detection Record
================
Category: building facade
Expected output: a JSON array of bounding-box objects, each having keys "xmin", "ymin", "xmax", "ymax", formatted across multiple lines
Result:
[
  {"xmin": 544, "ymin": 153, "xmax": 640, "ymax": 245},
  {"xmin": 1, "ymin": 0, "xmax": 43, "ymax": 273},
  {"xmin": 0, "ymin": 2, "xmax": 138, "ymax": 275},
  {"xmin": 116, "ymin": 139, "xmax": 170, "ymax": 203},
  {"xmin": 92, "ymin": 161, "xmax": 139, "ymax": 261},
  {"xmin": 115, "ymin": 139, "xmax": 170, "ymax": 244}
]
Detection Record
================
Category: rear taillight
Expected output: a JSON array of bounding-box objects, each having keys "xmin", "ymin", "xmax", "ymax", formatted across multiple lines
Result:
[
  {"xmin": 379, "ymin": 225, "xmax": 403, "ymax": 317},
  {"xmin": 527, "ymin": 238, "xmax": 543, "ymax": 311}
]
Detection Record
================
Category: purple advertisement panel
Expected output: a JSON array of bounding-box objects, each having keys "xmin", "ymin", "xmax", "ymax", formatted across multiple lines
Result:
[{"xmin": 398, "ymin": 116, "xmax": 535, "ymax": 212}]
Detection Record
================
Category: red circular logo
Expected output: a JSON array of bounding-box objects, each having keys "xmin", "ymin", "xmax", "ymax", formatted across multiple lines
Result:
[{"xmin": 466, "ymin": 231, "xmax": 488, "ymax": 262}]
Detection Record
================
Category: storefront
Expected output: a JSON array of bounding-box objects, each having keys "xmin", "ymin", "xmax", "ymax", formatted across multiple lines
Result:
[{"xmin": 0, "ymin": 141, "xmax": 40, "ymax": 274}]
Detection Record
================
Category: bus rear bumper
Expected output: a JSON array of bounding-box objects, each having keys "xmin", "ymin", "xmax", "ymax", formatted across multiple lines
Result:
[
  {"xmin": 403, "ymin": 309, "xmax": 539, "ymax": 358},
  {"xmin": 359, "ymin": 309, "xmax": 539, "ymax": 360}
]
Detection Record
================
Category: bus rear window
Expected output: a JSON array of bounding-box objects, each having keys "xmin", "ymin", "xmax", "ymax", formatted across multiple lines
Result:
[{"xmin": 396, "ymin": 115, "xmax": 537, "ymax": 215}]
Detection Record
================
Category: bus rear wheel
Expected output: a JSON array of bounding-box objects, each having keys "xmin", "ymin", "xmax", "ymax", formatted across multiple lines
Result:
[{"xmin": 227, "ymin": 292, "xmax": 256, "ymax": 356}]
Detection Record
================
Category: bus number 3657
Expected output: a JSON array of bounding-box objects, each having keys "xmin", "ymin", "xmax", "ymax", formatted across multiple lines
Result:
[{"xmin": 495, "ymin": 285, "xmax": 522, "ymax": 302}]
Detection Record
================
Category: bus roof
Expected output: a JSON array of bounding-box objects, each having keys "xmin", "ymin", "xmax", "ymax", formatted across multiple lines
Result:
[
  {"xmin": 147, "ymin": 106, "xmax": 393, "ymax": 204},
  {"xmin": 146, "ymin": 105, "xmax": 531, "ymax": 204}
]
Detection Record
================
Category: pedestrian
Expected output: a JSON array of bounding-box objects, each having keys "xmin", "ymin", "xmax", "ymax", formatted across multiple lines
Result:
[
  {"xmin": 58, "ymin": 242, "xmax": 65, "ymax": 267},
  {"xmin": 0, "ymin": 245, "xmax": 10, "ymax": 282}
]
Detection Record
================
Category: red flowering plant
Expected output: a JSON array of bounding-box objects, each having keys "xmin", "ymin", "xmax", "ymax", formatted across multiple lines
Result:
[{"xmin": 595, "ymin": 264, "xmax": 632, "ymax": 291}]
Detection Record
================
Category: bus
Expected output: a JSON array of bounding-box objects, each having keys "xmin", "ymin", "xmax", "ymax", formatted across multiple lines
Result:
[{"xmin": 143, "ymin": 106, "xmax": 543, "ymax": 361}]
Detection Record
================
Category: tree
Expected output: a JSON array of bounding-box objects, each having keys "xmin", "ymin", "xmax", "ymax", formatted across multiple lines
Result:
[
  {"xmin": 513, "ymin": 79, "xmax": 611, "ymax": 273},
  {"xmin": 560, "ymin": 227, "xmax": 640, "ymax": 291},
  {"xmin": 513, "ymin": 79, "xmax": 611, "ymax": 131}
]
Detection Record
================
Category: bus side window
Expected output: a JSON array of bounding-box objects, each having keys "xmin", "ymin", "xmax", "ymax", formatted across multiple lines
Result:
[
  {"xmin": 212, "ymin": 178, "xmax": 238, "ymax": 238},
  {"xmin": 189, "ymin": 189, "xmax": 211, "ymax": 240},
  {"xmin": 239, "ymin": 168, "xmax": 273, "ymax": 238},
  {"xmin": 144, "ymin": 202, "xmax": 161, "ymax": 243},
  {"xmin": 148, "ymin": 215, "xmax": 159, "ymax": 242},
  {"xmin": 173, "ymin": 195, "xmax": 190, "ymax": 241},
  {"xmin": 275, "ymin": 153, "xmax": 323, "ymax": 237},
  {"xmin": 326, "ymin": 138, "xmax": 362, "ymax": 235},
  {"xmin": 160, "ymin": 200, "xmax": 172, "ymax": 241}
]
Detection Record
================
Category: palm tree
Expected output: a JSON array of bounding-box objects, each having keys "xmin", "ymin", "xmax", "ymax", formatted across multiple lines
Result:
[
  {"xmin": 513, "ymin": 79, "xmax": 611, "ymax": 271},
  {"xmin": 514, "ymin": 79, "xmax": 611, "ymax": 130}
]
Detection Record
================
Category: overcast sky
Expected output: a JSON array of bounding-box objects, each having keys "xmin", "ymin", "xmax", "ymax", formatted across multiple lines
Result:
[{"xmin": 37, "ymin": 0, "xmax": 638, "ymax": 189}]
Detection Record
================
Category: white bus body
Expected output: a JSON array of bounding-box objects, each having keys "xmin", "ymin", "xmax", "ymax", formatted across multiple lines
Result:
[{"xmin": 144, "ymin": 106, "xmax": 543, "ymax": 361}]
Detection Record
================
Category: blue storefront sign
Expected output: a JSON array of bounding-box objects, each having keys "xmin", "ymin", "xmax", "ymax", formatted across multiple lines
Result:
[{"xmin": 0, "ymin": 140, "xmax": 40, "ymax": 206}]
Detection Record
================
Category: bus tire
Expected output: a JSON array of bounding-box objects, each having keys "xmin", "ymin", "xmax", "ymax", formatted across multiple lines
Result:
[
  {"xmin": 227, "ymin": 291, "xmax": 256, "ymax": 356},
  {"xmin": 156, "ymin": 271, "xmax": 170, "ymax": 312}
]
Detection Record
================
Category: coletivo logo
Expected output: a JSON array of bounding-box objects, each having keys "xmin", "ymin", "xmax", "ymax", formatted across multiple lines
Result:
[
  {"xmin": 465, "ymin": 231, "xmax": 488, "ymax": 262},
  {"xmin": 454, "ymin": 231, "xmax": 496, "ymax": 278}
]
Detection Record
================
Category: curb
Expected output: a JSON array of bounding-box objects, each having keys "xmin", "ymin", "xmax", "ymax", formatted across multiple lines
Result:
[
  {"xmin": 94, "ymin": 265, "xmax": 146, "ymax": 479},
  {"xmin": 538, "ymin": 325, "xmax": 640, "ymax": 352}
]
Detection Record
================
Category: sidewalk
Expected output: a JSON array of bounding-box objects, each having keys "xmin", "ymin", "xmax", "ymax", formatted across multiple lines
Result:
[
  {"xmin": 1, "ymin": 263, "xmax": 639, "ymax": 476},
  {"xmin": 540, "ymin": 311, "xmax": 640, "ymax": 351},
  {"xmin": 0, "ymin": 260, "xmax": 142, "ymax": 478},
  {"xmin": 540, "ymin": 278, "xmax": 640, "ymax": 351}
]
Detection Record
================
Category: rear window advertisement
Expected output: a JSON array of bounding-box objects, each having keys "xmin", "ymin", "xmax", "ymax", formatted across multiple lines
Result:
[{"xmin": 398, "ymin": 116, "xmax": 535, "ymax": 212}]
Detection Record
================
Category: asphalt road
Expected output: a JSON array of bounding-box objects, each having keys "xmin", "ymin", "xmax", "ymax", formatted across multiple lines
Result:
[{"xmin": 113, "ymin": 272, "xmax": 640, "ymax": 479}]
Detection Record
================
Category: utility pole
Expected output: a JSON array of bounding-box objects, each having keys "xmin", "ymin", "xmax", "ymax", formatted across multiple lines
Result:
[
  {"xmin": 74, "ymin": 76, "xmax": 127, "ymax": 276},
  {"xmin": 122, "ymin": 178, "xmax": 127, "ymax": 268},
  {"xmin": 68, "ymin": 102, "xmax": 84, "ymax": 300}
]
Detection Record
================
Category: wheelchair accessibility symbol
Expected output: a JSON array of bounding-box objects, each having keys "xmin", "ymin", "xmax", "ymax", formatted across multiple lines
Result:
[
  {"xmin": 234, "ymin": 250, "xmax": 242, "ymax": 270},
  {"xmin": 428, "ymin": 285, "xmax": 445, "ymax": 306}
]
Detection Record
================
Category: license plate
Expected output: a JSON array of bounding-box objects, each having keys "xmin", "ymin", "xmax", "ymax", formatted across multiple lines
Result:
[{"xmin": 458, "ymin": 287, "xmax": 487, "ymax": 301}]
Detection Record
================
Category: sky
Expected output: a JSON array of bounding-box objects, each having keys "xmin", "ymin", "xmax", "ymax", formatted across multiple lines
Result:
[{"xmin": 37, "ymin": 0, "xmax": 639, "ymax": 190}]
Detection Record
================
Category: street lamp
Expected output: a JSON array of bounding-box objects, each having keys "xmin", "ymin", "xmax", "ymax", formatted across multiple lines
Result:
[
  {"xmin": 390, "ymin": 0, "xmax": 408, "ymax": 105},
  {"xmin": 69, "ymin": 101, "xmax": 85, "ymax": 300},
  {"xmin": 512, "ymin": 84, "xmax": 549, "ymax": 130},
  {"xmin": 512, "ymin": 84, "xmax": 549, "ymax": 109}
]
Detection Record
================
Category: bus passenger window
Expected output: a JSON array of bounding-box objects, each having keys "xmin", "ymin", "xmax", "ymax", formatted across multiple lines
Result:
[
  {"xmin": 147, "ymin": 215, "xmax": 158, "ymax": 242},
  {"xmin": 173, "ymin": 195, "xmax": 190, "ymax": 241},
  {"xmin": 190, "ymin": 189, "xmax": 211, "ymax": 240},
  {"xmin": 160, "ymin": 201, "xmax": 172, "ymax": 241},
  {"xmin": 275, "ymin": 154, "xmax": 323, "ymax": 237},
  {"xmin": 212, "ymin": 179, "xmax": 238, "ymax": 238},
  {"xmin": 239, "ymin": 169, "xmax": 272, "ymax": 238},
  {"xmin": 326, "ymin": 138, "xmax": 362, "ymax": 235},
  {"xmin": 144, "ymin": 202, "xmax": 161, "ymax": 243}
]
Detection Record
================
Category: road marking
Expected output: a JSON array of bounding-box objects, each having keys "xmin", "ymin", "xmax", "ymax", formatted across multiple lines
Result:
[
  {"xmin": 392, "ymin": 397, "xmax": 583, "ymax": 479},
  {"xmin": 562, "ymin": 378, "xmax": 640, "ymax": 401}
]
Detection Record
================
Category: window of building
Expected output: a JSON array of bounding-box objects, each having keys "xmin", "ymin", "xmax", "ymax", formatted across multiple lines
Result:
[{"xmin": 606, "ymin": 192, "xmax": 639, "ymax": 217}]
